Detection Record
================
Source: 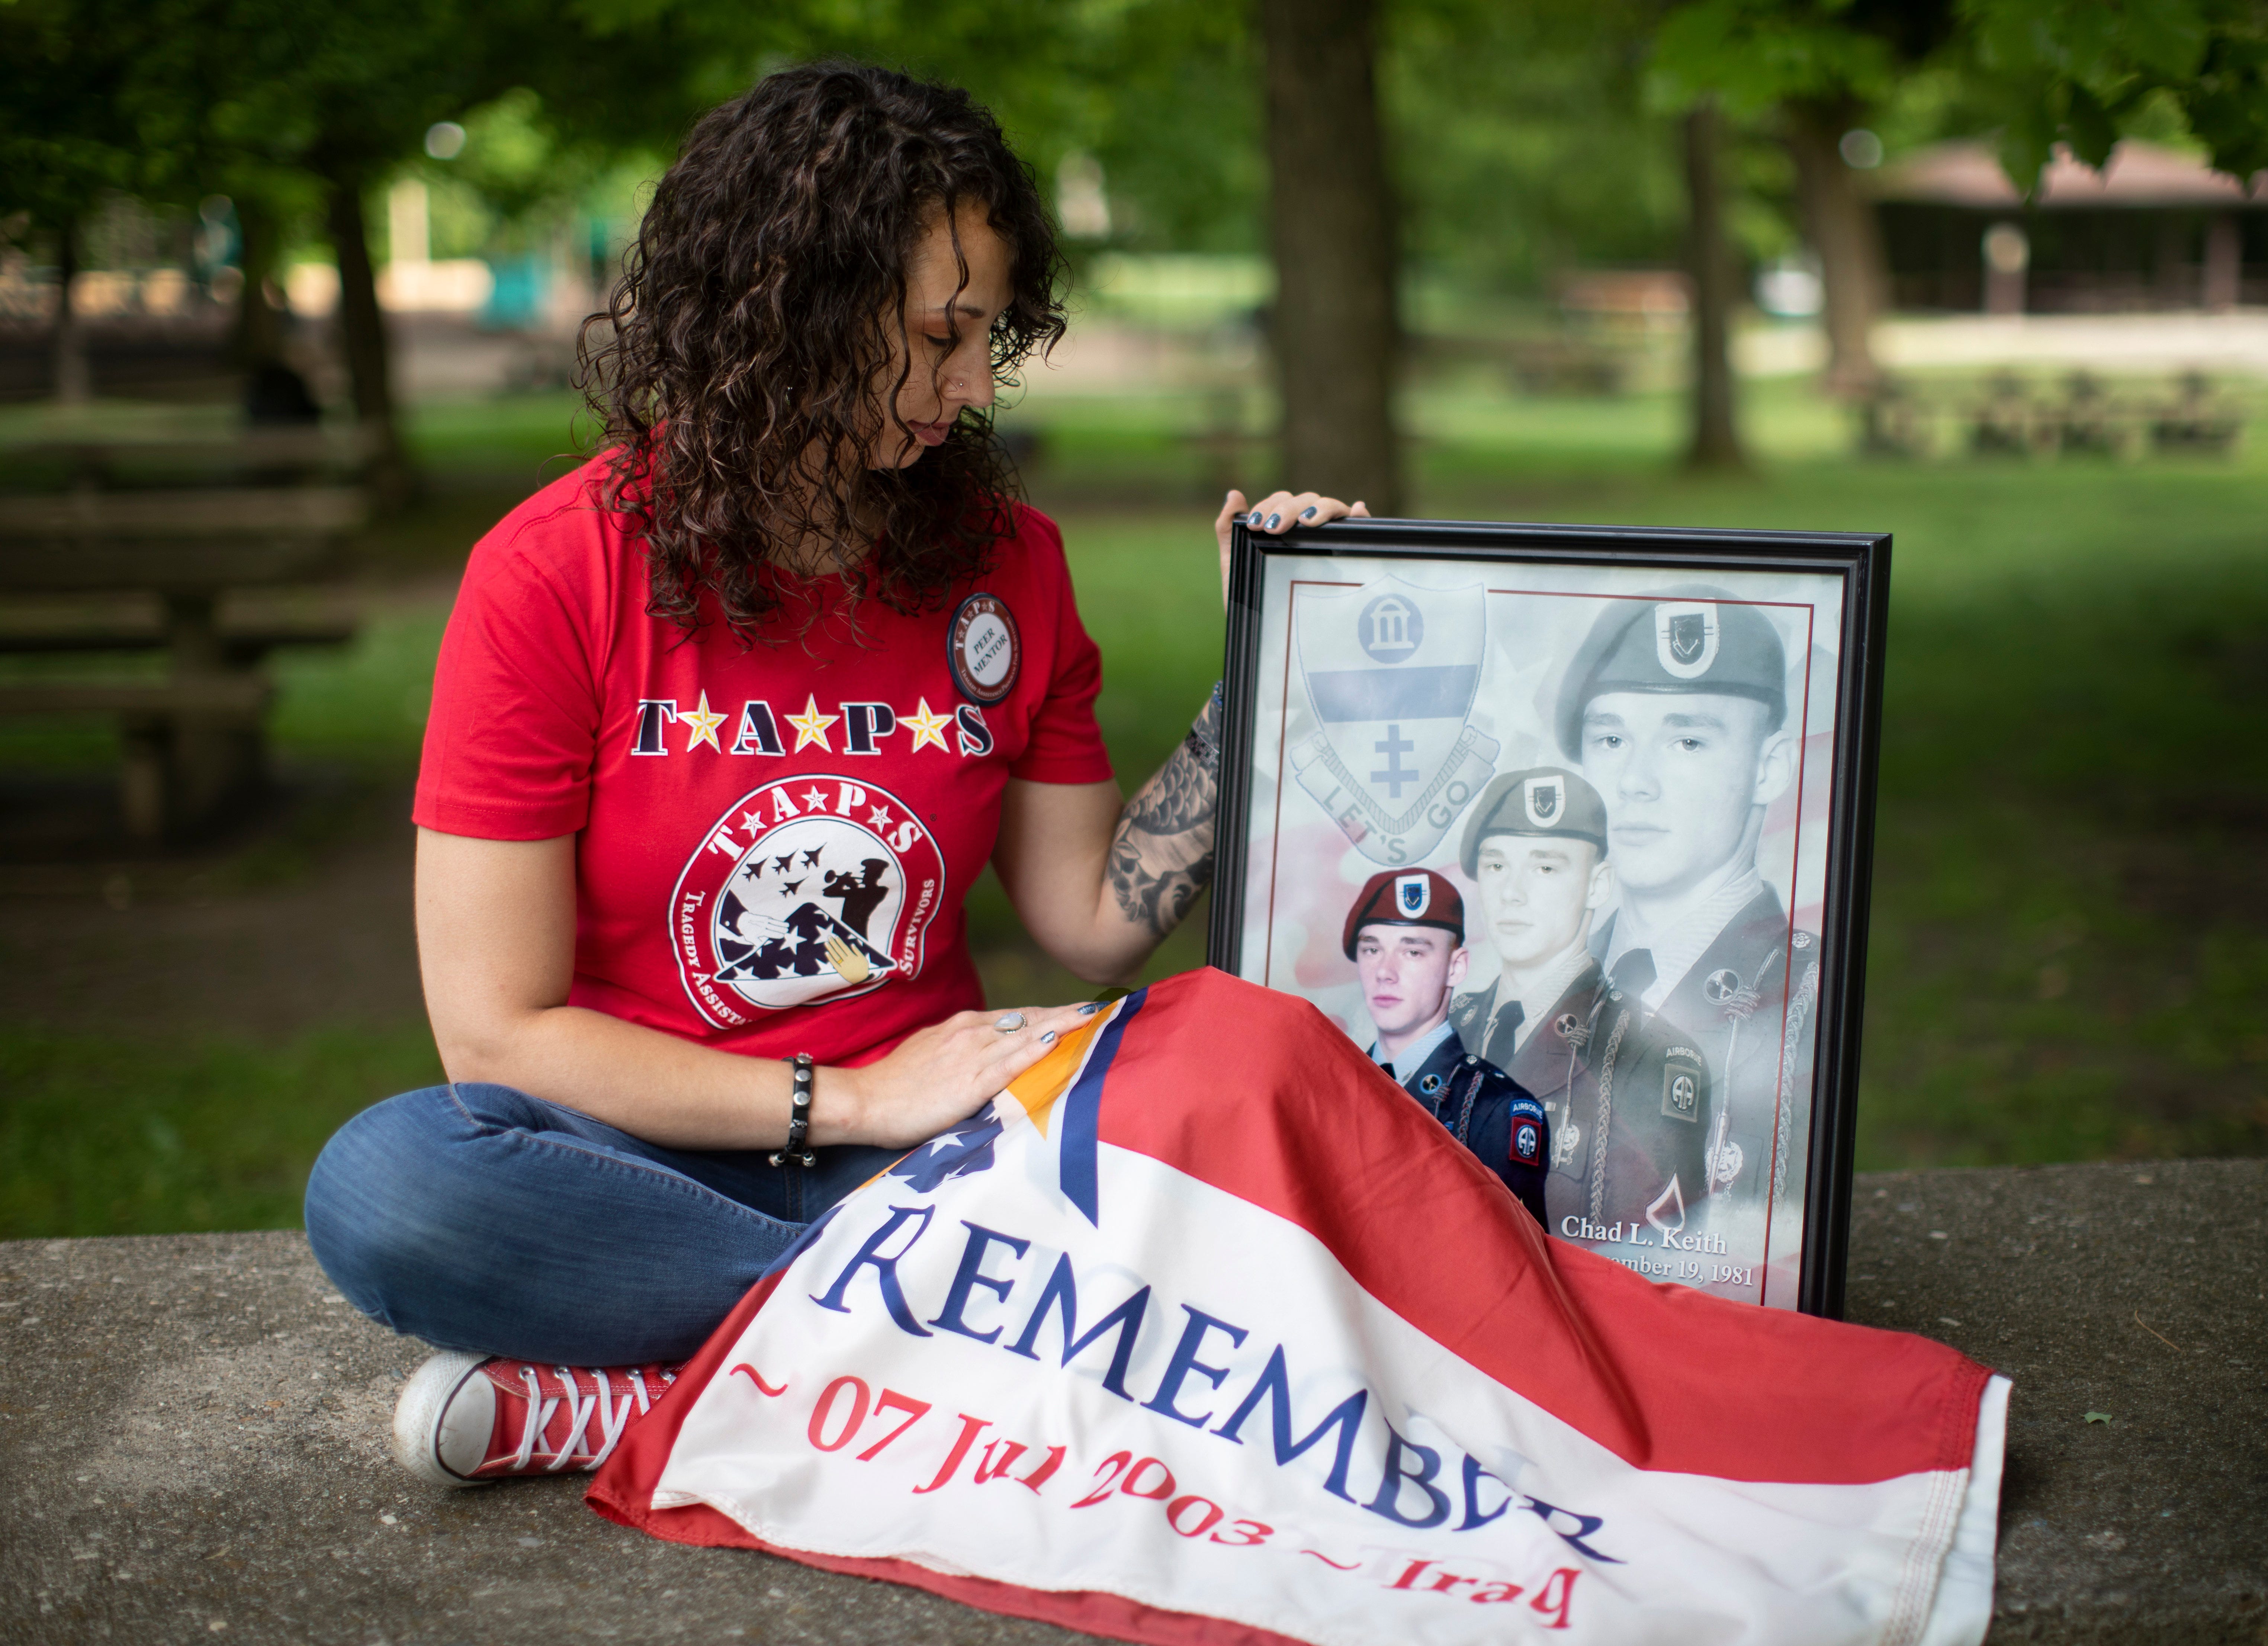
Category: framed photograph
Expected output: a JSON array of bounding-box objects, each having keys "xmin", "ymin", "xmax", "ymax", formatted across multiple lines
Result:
[{"xmin": 1206, "ymin": 518, "xmax": 1890, "ymax": 1317}]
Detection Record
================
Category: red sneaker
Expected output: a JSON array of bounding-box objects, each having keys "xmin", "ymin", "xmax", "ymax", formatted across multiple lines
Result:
[{"xmin": 392, "ymin": 1350, "xmax": 682, "ymax": 1487}]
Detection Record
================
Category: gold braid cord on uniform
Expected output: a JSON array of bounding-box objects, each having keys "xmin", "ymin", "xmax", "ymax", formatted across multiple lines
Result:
[
  {"xmin": 1772, "ymin": 961, "xmax": 1822, "ymax": 1206},
  {"xmin": 1586, "ymin": 1006, "xmax": 1633, "ymax": 1221},
  {"xmin": 1451, "ymin": 1071, "xmax": 1482, "ymax": 1145}
]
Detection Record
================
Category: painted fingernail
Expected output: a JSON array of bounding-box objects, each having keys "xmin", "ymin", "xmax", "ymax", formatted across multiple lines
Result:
[
  {"xmin": 1299, "ymin": 506, "xmax": 1317, "ymax": 520},
  {"xmin": 1266, "ymin": 513, "xmax": 1282, "ymax": 529},
  {"xmin": 1077, "ymin": 1002, "xmax": 1103, "ymax": 1015},
  {"xmin": 1040, "ymin": 1029, "xmax": 1057, "ymax": 1044},
  {"xmin": 1247, "ymin": 509, "xmax": 1265, "ymax": 525}
]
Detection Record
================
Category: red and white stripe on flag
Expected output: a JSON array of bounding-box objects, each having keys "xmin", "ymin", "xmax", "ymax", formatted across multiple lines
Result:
[{"xmin": 590, "ymin": 969, "xmax": 2007, "ymax": 1646}]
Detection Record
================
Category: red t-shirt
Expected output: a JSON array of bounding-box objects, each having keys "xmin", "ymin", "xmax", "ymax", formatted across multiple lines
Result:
[{"xmin": 413, "ymin": 457, "xmax": 1114, "ymax": 1065}]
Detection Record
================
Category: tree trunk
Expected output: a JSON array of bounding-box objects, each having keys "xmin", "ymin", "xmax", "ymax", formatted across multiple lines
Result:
[
  {"xmin": 231, "ymin": 198, "xmax": 289, "ymax": 372},
  {"xmin": 1683, "ymin": 101, "xmax": 1745, "ymax": 471},
  {"xmin": 324, "ymin": 175, "xmax": 412, "ymax": 507},
  {"xmin": 1257, "ymin": 0, "xmax": 1403, "ymax": 514},
  {"xmin": 52, "ymin": 218, "xmax": 91, "ymax": 406},
  {"xmin": 1783, "ymin": 99, "xmax": 1885, "ymax": 398}
]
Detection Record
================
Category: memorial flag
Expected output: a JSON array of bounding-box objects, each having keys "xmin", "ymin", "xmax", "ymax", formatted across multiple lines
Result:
[{"xmin": 591, "ymin": 969, "xmax": 2006, "ymax": 1646}]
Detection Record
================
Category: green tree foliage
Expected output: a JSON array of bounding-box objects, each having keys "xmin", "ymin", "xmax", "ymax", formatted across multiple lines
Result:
[
  {"xmin": 1389, "ymin": 0, "xmax": 1687, "ymax": 292},
  {"xmin": 1651, "ymin": 0, "xmax": 2268, "ymax": 192},
  {"xmin": 1648, "ymin": 0, "xmax": 1954, "ymax": 114},
  {"xmin": 1074, "ymin": 3, "xmax": 1261, "ymax": 254},
  {"xmin": 1960, "ymin": 0, "xmax": 2268, "ymax": 185},
  {"xmin": 1646, "ymin": 2, "xmax": 1957, "ymax": 397},
  {"xmin": 0, "ymin": 0, "xmax": 225, "ymax": 226},
  {"xmin": 4, "ymin": 0, "xmax": 1723, "ymax": 310}
]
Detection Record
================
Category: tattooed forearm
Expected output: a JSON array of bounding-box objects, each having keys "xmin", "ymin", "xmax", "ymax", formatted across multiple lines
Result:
[{"xmin": 1108, "ymin": 686, "xmax": 1223, "ymax": 937}]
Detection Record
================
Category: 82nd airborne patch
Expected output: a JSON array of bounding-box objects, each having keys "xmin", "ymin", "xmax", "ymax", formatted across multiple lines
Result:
[
  {"xmin": 1661, "ymin": 1046, "xmax": 1708, "ymax": 1123},
  {"xmin": 1512, "ymin": 1116, "xmax": 1544, "ymax": 1167}
]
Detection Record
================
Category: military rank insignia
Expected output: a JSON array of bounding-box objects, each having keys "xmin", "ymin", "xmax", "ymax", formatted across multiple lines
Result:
[{"xmin": 1662, "ymin": 1048, "xmax": 1707, "ymax": 1123}]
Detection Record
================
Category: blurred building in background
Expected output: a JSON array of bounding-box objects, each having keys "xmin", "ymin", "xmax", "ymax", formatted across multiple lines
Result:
[{"xmin": 1875, "ymin": 141, "xmax": 2268, "ymax": 316}]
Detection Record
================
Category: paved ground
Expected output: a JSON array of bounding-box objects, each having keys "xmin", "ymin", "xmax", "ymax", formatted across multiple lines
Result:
[
  {"xmin": 3, "ymin": 1158, "xmax": 2262, "ymax": 1645},
  {"xmin": 1846, "ymin": 1161, "xmax": 2267, "ymax": 1643},
  {"xmin": 0, "ymin": 783, "xmax": 424, "ymax": 1041}
]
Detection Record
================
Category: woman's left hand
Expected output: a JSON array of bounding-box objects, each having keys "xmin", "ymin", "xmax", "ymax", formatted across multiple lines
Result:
[{"xmin": 1214, "ymin": 490, "xmax": 1371, "ymax": 606}]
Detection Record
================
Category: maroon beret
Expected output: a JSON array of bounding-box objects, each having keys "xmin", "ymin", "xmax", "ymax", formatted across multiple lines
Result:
[{"xmin": 1342, "ymin": 868, "xmax": 1465, "ymax": 959}]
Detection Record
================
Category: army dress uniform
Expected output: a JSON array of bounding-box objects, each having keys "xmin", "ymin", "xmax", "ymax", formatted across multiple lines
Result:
[
  {"xmin": 1551, "ymin": 591, "xmax": 1816, "ymax": 1222},
  {"xmin": 1343, "ymin": 869, "xmax": 1551, "ymax": 1229},
  {"xmin": 1451, "ymin": 961, "xmax": 1710, "ymax": 1237},
  {"xmin": 1600, "ymin": 889, "xmax": 1819, "ymax": 1222},
  {"xmin": 1445, "ymin": 766, "xmax": 1713, "ymax": 1239},
  {"xmin": 1376, "ymin": 1022, "xmax": 1551, "ymax": 1231}
]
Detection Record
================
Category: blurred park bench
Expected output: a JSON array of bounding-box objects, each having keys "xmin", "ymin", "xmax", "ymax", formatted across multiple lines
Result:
[
  {"xmin": 0, "ymin": 425, "xmax": 370, "ymax": 840},
  {"xmin": 1856, "ymin": 370, "xmax": 2246, "ymax": 461}
]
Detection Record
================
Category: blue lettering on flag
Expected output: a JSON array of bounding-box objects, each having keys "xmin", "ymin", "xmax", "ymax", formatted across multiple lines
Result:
[
  {"xmin": 809, "ymin": 1204, "xmax": 937, "ymax": 1336},
  {"xmin": 1059, "ymin": 988, "xmax": 1146, "ymax": 1226},
  {"xmin": 1141, "ymin": 1306, "xmax": 1250, "ymax": 1428},
  {"xmin": 1214, "ymin": 1345, "xmax": 1368, "ymax": 1502},
  {"xmin": 1002, "ymin": 1254, "xmax": 1151, "ymax": 1400},
  {"xmin": 926, "ymin": 1221, "xmax": 1032, "ymax": 1344},
  {"xmin": 1305, "ymin": 666, "xmax": 1480, "ymax": 724},
  {"xmin": 1366, "ymin": 1422, "xmax": 1453, "ymax": 1528}
]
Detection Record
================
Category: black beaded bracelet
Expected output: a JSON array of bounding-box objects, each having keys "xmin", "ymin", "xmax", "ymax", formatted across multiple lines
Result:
[{"xmin": 770, "ymin": 1053, "xmax": 816, "ymax": 1168}]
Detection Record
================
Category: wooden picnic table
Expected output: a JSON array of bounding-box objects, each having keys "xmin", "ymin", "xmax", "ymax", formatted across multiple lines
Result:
[
  {"xmin": 1854, "ymin": 369, "xmax": 2246, "ymax": 461},
  {"xmin": 0, "ymin": 468, "xmax": 368, "ymax": 840},
  {"xmin": 0, "ymin": 421, "xmax": 374, "ymax": 490}
]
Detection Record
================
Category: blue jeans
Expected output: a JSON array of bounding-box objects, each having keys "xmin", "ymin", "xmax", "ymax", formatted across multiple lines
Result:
[{"xmin": 303, "ymin": 1083, "xmax": 902, "ymax": 1366}]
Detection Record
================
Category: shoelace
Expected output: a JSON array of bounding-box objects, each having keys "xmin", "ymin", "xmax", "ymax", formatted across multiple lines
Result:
[{"xmin": 508, "ymin": 1364, "xmax": 674, "ymax": 1473}]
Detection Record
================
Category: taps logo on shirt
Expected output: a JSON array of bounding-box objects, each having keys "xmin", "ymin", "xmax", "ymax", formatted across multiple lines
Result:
[{"xmin": 669, "ymin": 777, "xmax": 945, "ymax": 1028}]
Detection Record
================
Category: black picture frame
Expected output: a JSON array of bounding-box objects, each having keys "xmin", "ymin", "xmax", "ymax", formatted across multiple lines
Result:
[{"xmin": 1205, "ymin": 517, "xmax": 1890, "ymax": 1319}]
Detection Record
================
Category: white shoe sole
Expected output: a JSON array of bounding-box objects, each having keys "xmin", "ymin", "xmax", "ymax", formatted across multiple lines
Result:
[{"xmin": 392, "ymin": 1350, "xmax": 493, "ymax": 1488}]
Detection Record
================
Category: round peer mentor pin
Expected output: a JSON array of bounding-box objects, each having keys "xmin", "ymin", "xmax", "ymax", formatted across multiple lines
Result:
[{"xmin": 948, "ymin": 592, "xmax": 1021, "ymax": 704}]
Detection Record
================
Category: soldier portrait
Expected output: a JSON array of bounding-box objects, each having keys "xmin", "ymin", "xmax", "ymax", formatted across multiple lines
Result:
[
  {"xmin": 1217, "ymin": 526, "xmax": 1880, "ymax": 1313},
  {"xmin": 1556, "ymin": 594, "xmax": 1820, "ymax": 1232},
  {"xmin": 1342, "ymin": 867, "xmax": 1549, "ymax": 1227},
  {"xmin": 1447, "ymin": 768, "xmax": 1712, "ymax": 1238}
]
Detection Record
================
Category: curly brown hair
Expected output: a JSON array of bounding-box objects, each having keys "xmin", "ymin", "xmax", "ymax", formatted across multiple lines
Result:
[{"xmin": 578, "ymin": 62, "xmax": 1068, "ymax": 639}]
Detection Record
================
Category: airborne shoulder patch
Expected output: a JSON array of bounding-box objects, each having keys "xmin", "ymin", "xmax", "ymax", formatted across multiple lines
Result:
[
  {"xmin": 1510, "ymin": 1114, "xmax": 1544, "ymax": 1167},
  {"xmin": 1661, "ymin": 1049, "xmax": 1707, "ymax": 1123}
]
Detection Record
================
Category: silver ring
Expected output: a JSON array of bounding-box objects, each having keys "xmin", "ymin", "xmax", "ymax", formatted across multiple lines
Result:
[{"xmin": 993, "ymin": 1012, "xmax": 1027, "ymax": 1033}]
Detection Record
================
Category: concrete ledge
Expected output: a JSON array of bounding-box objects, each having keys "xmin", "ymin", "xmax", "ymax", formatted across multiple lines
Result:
[
  {"xmin": 1844, "ymin": 1160, "xmax": 2267, "ymax": 1644},
  {"xmin": 4, "ymin": 1160, "xmax": 2262, "ymax": 1644}
]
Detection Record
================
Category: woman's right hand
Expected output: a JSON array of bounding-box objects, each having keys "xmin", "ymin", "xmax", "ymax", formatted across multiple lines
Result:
[
  {"xmin": 1215, "ymin": 488, "xmax": 1371, "ymax": 605},
  {"xmin": 821, "ymin": 1002, "xmax": 1101, "ymax": 1149}
]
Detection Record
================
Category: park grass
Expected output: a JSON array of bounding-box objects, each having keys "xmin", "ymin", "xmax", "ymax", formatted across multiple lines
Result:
[
  {"xmin": 0, "ymin": 1026, "xmax": 444, "ymax": 1237},
  {"xmin": 1, "ymin": 375, "xmax": 2262, "ymax": 1238}
]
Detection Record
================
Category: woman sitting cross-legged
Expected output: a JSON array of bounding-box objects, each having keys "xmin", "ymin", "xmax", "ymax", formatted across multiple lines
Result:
[{"xmin": 302, "ymin": 61, "xmax": 1365, "ymax": 1486}]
